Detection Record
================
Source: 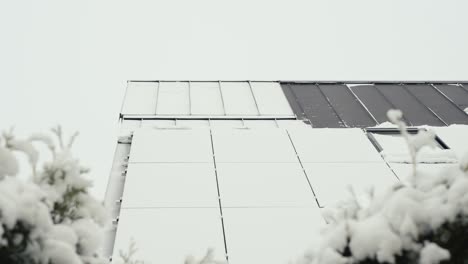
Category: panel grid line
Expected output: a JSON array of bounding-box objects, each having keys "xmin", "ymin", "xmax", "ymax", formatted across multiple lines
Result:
[
  {"xmin": 209, "ymin": 130, "xmax": 230, "ymax": 261},
  {"xmin": 285, "ymin": 130, "xmax": 322, "ymax": 208},
  {"xmin": 218, "ymin": 81, "xmax": 227, "ymax": 116},
  {"xmin": 248, "ymin": 81, "xmax": 261, "ymax": 116},
  {"xmin": 155, "ymin": 81, "xmax": 161, "ymax": 115},
  {"xmin": 188, "ymin": 81, "xmax": 192, "ymax": 116}
]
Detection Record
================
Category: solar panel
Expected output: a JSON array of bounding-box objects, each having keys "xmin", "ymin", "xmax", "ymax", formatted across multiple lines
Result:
[
  {"xmin": 404, "ymin": 84, "xmax": 468, "ymax": 124},
  {"xmin": 242, "ymin": 120, "xmax": 278, "ymax": 128},
  {"xmin": 302, "ymin": 162, "xmax": 397, "ymax": 207},
  {"xmin": 285, "ymin": 83, "xmax": 344, "ymax": 128},
  {"xmin": 219, "ymin": 82, "xmax": 259, "ymax": 116},
  {"xmin": 113, "ymin": 208, "xmax": 225, "ymax": 263},
  {"xmin": 318, "ymin": 84, "xmax": 377, "ymax": 127},
  {"xmin": 121, "ymin": 163, "xmax": 219, "ymax": 208},
  {"xmin": 375, "ymin": 84, "xmax": 445, "ymax": 126},
  {"xmin": 288, "ymin": 128, "xmax": 383, "ymax": 163},
  {"xmin": 140, "ymin": 119, "xmax": 177, "ymax": 128},
  {"xmin": 433, "ymin": 125, "xmax": 468, "ymax": 158},
  {"xmin": 216, "ymin": 163, "xmax": 315, "ymax": 207},
  {"xmin": 222, "ymin": 208, "xmax": 324, "ymax": 264},
  {"xmin": 190, "ymin": 82, "xmax": 224, "ymax": 115},
  {"xmin": 434, "ymin": 84, "xmax": 468, "ymax": 110},
  {"xmin": 129, "ymin": 129, "xmax": 212, "ymax": 163},
  {"xmin": 389, "ymin": 163, "xmax": 456, "ymax": 185},
  {"xmin": 122, "ymin": 82, "xmax": 158, "ymax": 115},
  {"xmin": 250, "ymin": 82, "xmax": 294, "ymax": 116},
  {"xmin": 156, "ymin": 82, "xmax": 190, "ymax": 115},
  {"xmin": 212, "ymin": 129, "xmax": 297, "ymax": 163},
  {"xmin": 349, "ymin": 84, "xmax": 398, "ymax": 124}
]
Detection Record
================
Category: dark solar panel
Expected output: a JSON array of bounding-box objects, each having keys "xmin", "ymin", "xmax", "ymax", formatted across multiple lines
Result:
[
  {"xmin": 280, "ymin": 83, "xmax": 306, "ymax": 120},
  {"xmin": 434, "ymin": 84, "xmax": 468, "ymax": 110},
  {"xmin": 349, "ymin": 84, "xmax": 404, "ymax": 124},
  {"xmin": 283, "ymin": 83, "xmax": 345, "ymax": 128},
  {"xmin": 318, "ymin": 84, "xmax": 377, "ymax": 127},
  {"xmin": 405, "ymin": 84, "xmax": 468, "ymax": 125},
  {"xmin": 375, "ymin": 84, "xmax": 445, "ymax": 126}
]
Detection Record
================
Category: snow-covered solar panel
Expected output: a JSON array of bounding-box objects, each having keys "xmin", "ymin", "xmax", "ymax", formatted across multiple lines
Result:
[
  {"xmin": 122, "ymin": 82, "xmax": 158, "ymax": 115},
  {"xmin": 389, "ymin": 163, "xmax": 457, "ymax": 185},
  {"xmin": 120, "ymin": 119, "xmax": 141, "ymax": 134},
  {"xmin": 176, "ymin": 119, "xmax": 211, "ymax": 128},
  {"xmin": 156, "ymin": 82, "xmax": 190, "ymax": 115},
  {"xmin": 113, "ymin": 208, "xmax": 225, "ymax": 263},
  {"xmin": 121, "ymin": 163, "xmax": 219, "ymax": 208},
  {"xmin": 288, "ymin": 128, "xmax": 383, "ymax": 163},
  {"xmin": 222, "ymin": 207, "xmax": 324, "ymax": 264},
  {"xmin": 371, "ymin": 133, "xmax": 457, "ymax": 164},
  {"xmin": 302, "ymin": 162, "xmax": 397, "ymax": 207},
  {"xmin": 250, "ymin": 82, "xmax": 293, "ymax": 116},
  {"xmin": 140, "ymin": 119, "xmax": 176, "ymax": 128},
  {"xmin": 190, "ymin": 82, "xmax": 225, "ymax": 115},
  {"xmin": 243, "ymin": 120, "xmax": 278, "ymax": 128},
  {"xmin": 129, "ymin": 129, "xmax": 212, "ymax": 163},
  {"xmin": 434, "ymin": 125, "xmax": 468, "ymax": 159},
  {"xmin": 276, "ymin": 120, "xmax": 311, "ymax": 129},
  {"xmin": 219, "ymin": 82, "xmax": 259, "ymax": 116},
  {"xmin": 209, "ymin": 120, "xmax": 244, "ymax": 128},
  {"xmin": 217, "ymin": 163, "xmax": 315, "ymax": 207},
  {"xmin": 212, "ymin": 129, "xmax": 297, "ymax": 163}
]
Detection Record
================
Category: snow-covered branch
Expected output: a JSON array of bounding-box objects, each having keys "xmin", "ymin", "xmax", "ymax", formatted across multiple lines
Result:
[{"xmin": 0, "ymin": 127, "xmax": 108, "ymax": 264}]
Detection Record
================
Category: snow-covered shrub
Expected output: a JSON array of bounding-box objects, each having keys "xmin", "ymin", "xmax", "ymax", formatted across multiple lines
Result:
[
  {"xmin": 0, "ymin": 127, "xmax": 107, "ymax": 264},
  {"xmin": 299, "ymin": 110, "xmax": 468, "ymax": 264}
]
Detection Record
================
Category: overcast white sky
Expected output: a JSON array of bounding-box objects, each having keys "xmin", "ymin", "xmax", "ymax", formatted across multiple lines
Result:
[{"xmin": 1, "ymin": 0, "xmax": 468, "ymax": 199}]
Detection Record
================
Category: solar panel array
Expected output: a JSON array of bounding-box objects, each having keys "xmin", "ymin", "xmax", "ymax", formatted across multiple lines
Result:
[
  {"xmin": 104, "ymin": 81, "xmax": 468, "ymax": 264},
  {"xmin": 281, "ymin": 83, "xmax": 468, "ymax": 127},
  {"xmin": 121, "ymin": 81, "xmax": 293, "ymax": 117}
]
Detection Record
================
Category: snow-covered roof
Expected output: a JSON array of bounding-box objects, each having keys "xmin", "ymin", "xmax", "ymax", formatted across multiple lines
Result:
[{"xmin": 104, "ymin": 81, "xmax": 468, "ymax": 263}]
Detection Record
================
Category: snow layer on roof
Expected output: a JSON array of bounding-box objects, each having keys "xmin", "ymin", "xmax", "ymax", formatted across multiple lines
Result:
[
  {"xmin": 217, "ymin": 163, "xmax": 315, "ymax": 207},
  {"xmin": 220, "ymin": 82, "xmax": 259, "ymax": 116},
  {"xmin": 250, "ymin": 82, "xmax": 293, "ymax": 116},
  {"xmin": 121, "ymin": 163, "xmax": 219, "ymax": 208},
  {"xmin": 122, "ymin": 82, "xmax": 158, "ymax": 115},
  {"xmin": 190, "ymin": 82, "xmax": 224, "ymax": 115},
  {"xmin": 112, "ymin": 208, "xmax": 225, "ymax": 263},
  {"xmin": 389, "ymin": 163, "xmax": 458, "ymax": 185},
  {"xmin": 302, "ymin": 162, "xmax": 397, "ymax": 207},
  {"xmin": 129, "ymin": 128, "xmax": 212, "ymax": 163},
  {"xmin": 212, "ymin": 129, "xmax": 297, "ymax": 163},
  {"xmin": 156, "ymin": 82, "xmax": 190, "ymax": 115},
  {"xmin": 222, "ymin": 207, "xmax": 325, "ymax": 264},
  {"xmin": 288, "ymin": 128, "xmax": 383, "ymax": 163},
  {"xmin": 433, "ymin": 125, "xmax": 468, "ymax": 159},
  {"xmin": 140, "ymin": 119, "xmax": 176, "ymax": 129},
  {"xmin": 373, "ymin": 133, "xmax": 458, "ymax": 163}
]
